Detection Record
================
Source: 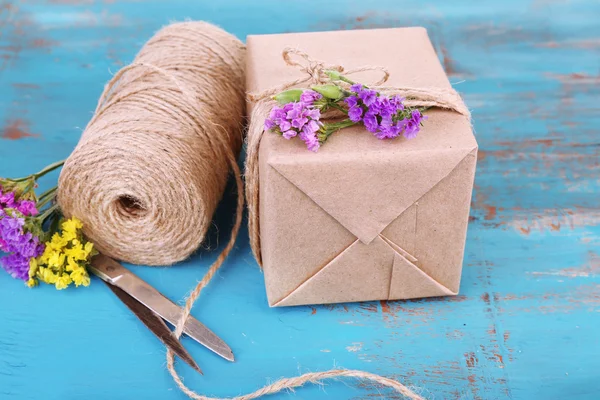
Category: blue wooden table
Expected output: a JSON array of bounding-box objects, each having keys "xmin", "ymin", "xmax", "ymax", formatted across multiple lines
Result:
[{"xmin": 1, "ymin": 1, "xmax": 599, "ymax": 399}]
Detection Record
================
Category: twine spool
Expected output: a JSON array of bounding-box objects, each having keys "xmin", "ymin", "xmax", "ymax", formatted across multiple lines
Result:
[{"xmin": 58, "ymin": 21, "xmax": 246, "ymax": 265}]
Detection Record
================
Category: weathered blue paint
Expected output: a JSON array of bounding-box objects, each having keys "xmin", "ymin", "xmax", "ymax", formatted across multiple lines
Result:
[{"xmin": 1, "ymin": 0, "xmax": 599, "ymax": 399}]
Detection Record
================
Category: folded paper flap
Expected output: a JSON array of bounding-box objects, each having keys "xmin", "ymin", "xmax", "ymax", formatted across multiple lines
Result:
[
  {"xmin": 274, "ymin": 234, "xmax": 454, "ymax": 306},
  {"xmin": 268, "ymin": 128, "xmax": 477, "ymax": 244},
  {"xmin": 379, "ymin": 235, "xmax": 456, "ymax": 297},
  {"xmin": 389, "ymin": 252, "xmax": 456, "ymax": 300},
  {"xmin": 247, "ymin": 27, "xmax": 451, "ymax": 95},
  {"xmin": 380, "ymin": 234, "xmax": 418, "ymax": 263}
]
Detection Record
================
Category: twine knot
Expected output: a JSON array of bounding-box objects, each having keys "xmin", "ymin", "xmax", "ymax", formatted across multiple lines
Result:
[
  {"xmin": 248, "ymin": 48, "xmax": 390, "ymax": 102},
  {"xmin": 282, "ymin": 47, "xmax": 344, "ymax": 85}
]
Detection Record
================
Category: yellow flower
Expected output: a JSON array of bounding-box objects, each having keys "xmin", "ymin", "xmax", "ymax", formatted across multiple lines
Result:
[
  {"xmin": 65, "ymin": 241, "xmax": 88, "ymax": 261},
  {"xmin": 71, "ymin": 267, "xmax": 90, "ymax": 287},
  {"xmin": 26, "ymin": 278, "xmax": 38, "ymax": 288},
  {"xmin": 37, "ymin": 267, "xmax": 58, "ymax": 284},
  {"xmin": 38, "ymin": 246, "xmax": 52, "ymax": 265},
  {"xmin": 49, "ymin": 232, "xmax": 68, "ymax": 251},
  {"xmin": 61, "ymin": 218, "xmax": 83, "ymax": 236},
  {"xmin": 47, "ymin": 250, "xmax": 66, "ymax": 270},
  {"xmin": 55, "ymin": 273, "xmax": 72, "ymax": 290},
  {"xmin": 84, "ymin": 242, "xmax": 95, "ymax": 258},
  {"xmin": 62, "ymin": 230, "xmax": 77, "ymax": 243},
  {"xmin": 65, "ymin": 256, "xmax": 78, "ymax": 272},
  {"xmin": 32, "ymin": 217, "xmax": 95, "ymax": 290},
  {"xmin": 28, "ymin": 258, "xmax": 39, "ymax": 278}
]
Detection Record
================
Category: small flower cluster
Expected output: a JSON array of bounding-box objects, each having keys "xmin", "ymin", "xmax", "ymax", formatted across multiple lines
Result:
[
  {"xmin": 264, "ymin": 90, "xmax": 323, "ymax": 152},
  {"xmin": 264, "ymin": 74, "xmax": 428, "ymax": 151},
  {"xmin": 0, "ymin": 183, "xmax": 45, "ymax": 281},
  {"xmin": 0, "ymin": 161, "xmax": 96, "ymax": 290},
  {"xmin": 346, "ymin": 84, "xmax": 426, "ymax": 140},
  {"xmin": 29, "ymin": 218, "xmax": 95, "ymax": 289},
  {"xmin": 0, "ymin": 186, "xmax": 38, "ymax": 217}
]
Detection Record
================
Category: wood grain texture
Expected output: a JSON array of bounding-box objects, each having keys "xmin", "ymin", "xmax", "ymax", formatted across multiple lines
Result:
[{"xmin": 1, "ymin": 0, "xmax": 599, "ymax": 399}]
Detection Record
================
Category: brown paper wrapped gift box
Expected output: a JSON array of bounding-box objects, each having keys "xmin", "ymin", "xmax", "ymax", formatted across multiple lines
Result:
[{"xmin": 246, "ymin": 27, "xmax": 478, "ymax": 307}]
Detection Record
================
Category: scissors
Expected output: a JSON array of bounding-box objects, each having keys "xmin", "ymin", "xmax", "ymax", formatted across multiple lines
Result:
[{"xmin": 88, "ymin": 254, "xmax": 234, "ymax": 374}]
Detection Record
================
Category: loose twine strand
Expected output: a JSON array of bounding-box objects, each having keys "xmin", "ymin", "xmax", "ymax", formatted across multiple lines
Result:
[
  {"xmin": 245, "ymin": 48, "xmax": 471, "ymax": 266},
  {"xmin": 59, "ymin": 24, "xmax": 425, "ymax": 399}
]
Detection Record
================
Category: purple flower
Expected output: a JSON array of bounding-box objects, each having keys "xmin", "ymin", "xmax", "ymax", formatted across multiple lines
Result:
[
  {"xmin": 348, "ymin": 106, "xmax": 363, "ymax": 122},
  {"xmin": 358, "ymin": 89, "xmax": 377, "ymax": 107},
  {"xmin": 350, "ymin": 84, "xmax": 363, "ymax": 93},
  {"xmin": 376, "ymin": 120, "xmax": 403, "ymax": 139},
  {"xmin": 264, "ymin": 106, "xmax": 286, "ymax": 130},
  {"xmin": 282, "ymin": 130, "xmax": 297, "ymax": 139},
  {"xmin": 0, "ymin": 190, "xmax": 15, "ymax": 209},
  {"xmin": 403, "ymin": 110, "xmax": 426, "ymax": 140},
  {"xmin": 363, "ymin": 111, "xmax": 379, "ymax": 133},
  {"xmin": 16, "ymin": 200, "xmax": 38, "ymax": 217},
  {"xmin": 305, "ymin": 108, "xmax": 320, "ymax": 120},
  {"xmin": 269, "ymin": 106, "xmax": 286, "ymax": 120},
  {"xmin": 300, "ymin": 90, "xmax": 322, "ymax": 104},
  {"xmin": 291, "ymin": 117, "xmax": 308, "ymax": 129},
  {"xmin": 0, "ymin": 214, "xmax": 25, "ymax": 242},
  {"xmin": 300, "ymin": 130, "xmax": 320, "ymax": 152},
  {"xmin": 404, "ymin": 118, "xmax": 419, "ymax": 139},
  {"xmin": 302, "ymin": 120, "xmax": 320, "ymax": 135},
  {"xmin": 373, "ymin": 97, "xmax": 396, "ymax": 118},
  {"xmin": 0, "ymin": 210, "xmax": 45, "ymax": 281},
  {"xmin": 266, "ymin": 98, "xmax": 322, "ymax": 150},
  {"xmin": 264, "ymin": 119, "xmax": 276, "ymax": 130},
  {"xmin": 279, "ymin": 120, "xmax": 291, "ymax": 132},
  {"xmin": 306, "ymin": 138, "xmax": 320, "ymax": 152},
  {"xmin": 1, "ymin": 252, "xmax": 31, "ymax": 280},
  {"xmin": 11, "ymin": 232, "xmax": 43, "ymax": 259},
  {"xmin": 390, "ymin": 95, "xmax": 405, "ymax": 111},
  {"xmin": 345, "ymin": 96, "xmax": 359, "ymax": 108}
]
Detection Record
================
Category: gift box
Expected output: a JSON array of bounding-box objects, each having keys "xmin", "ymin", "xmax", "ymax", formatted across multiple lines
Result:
[{"xmin": 246, "ymin": 27, "xmax": 477, "ymax": 307}]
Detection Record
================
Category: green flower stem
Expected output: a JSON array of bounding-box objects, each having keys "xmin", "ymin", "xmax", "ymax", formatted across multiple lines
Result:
[
  {"xmin": 38, "ymin": 186, "xmax": 57, "ymax": 202},
  {"xmin": 39, "ymin": 202, "xmax": 59, "ymax": 223},
  {"xmin": 37, "ymin": 188, "xmax": 58, "ymax": 210},
  {"xmin": 327, "ymin": 102, "xmax": 348, "ymax": 113},
  {"xmin": 327, "ymin": 119, "xmax": 358, "ymax": 131},
  {"xmin": 34, "ymin": 160, "xmax": 65, "ymax": 179},
  {"xmin": 14, "ymin": 160, "xmax": 65, "ymax": 182},
  {"xmin": 337, "ymin": 75, "xmax": 356, "ymax": 85},
  {"xmin": 322, "ymin": 119, "xmax": 358, "ymax": 140},
  {"xmin": 324, "ymin": 70, "xmax": 356, "ymax": 85}
]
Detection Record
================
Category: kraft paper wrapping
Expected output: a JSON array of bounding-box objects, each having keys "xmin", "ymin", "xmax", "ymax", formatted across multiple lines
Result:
[{"xmin": 246, "ymin": 27, "xmax": 478, "ymax": 307}]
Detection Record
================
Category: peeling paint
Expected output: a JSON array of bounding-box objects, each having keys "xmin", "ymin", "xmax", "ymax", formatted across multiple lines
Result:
[
  {"xmin": 11, "ymin": 83, "xmax": 40, "ymax": 89},
  {"xmin": 345, "ymin": 342, "xmax": 363, "ymax": 352},
  {"xmin": 536, "ymin": 38, "xmax": 600, "ymax": 49},
  {"xmin": 464, "ymin": 352, "xmax": 478, "ymax": 368},
  {"xmin": 2, "ymin": 119, "xmax": 36, "ymax": 140}
]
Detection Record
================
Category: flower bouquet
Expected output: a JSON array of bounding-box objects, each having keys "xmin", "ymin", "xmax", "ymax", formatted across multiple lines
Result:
[
  {"xmin": 264, "ymin": 71, "xmax": 427, "ymax": 152},
  {"xmin": 0, "ymin": 161, "xmax": 96, "ymax": 289}
]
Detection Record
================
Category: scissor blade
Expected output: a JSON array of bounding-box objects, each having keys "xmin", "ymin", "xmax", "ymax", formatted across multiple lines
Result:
[
  {"xmin": 89, "ymin": 254, "xmax": 234, "ymax": 362},
  {"xmin": 104, "ymin": 281, "xmax": 203, "ymax": 374}
]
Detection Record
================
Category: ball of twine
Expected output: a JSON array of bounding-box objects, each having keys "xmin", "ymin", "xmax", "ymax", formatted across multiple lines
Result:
[{"xmin": 58, "ymin": 21, "xmax": 246, "ymax": 266}]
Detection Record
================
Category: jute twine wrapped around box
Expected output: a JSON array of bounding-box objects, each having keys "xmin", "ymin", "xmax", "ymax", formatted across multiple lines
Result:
[{"xmin": 58, "ymin": 22, "xmax": 432, "ymax": 399}]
